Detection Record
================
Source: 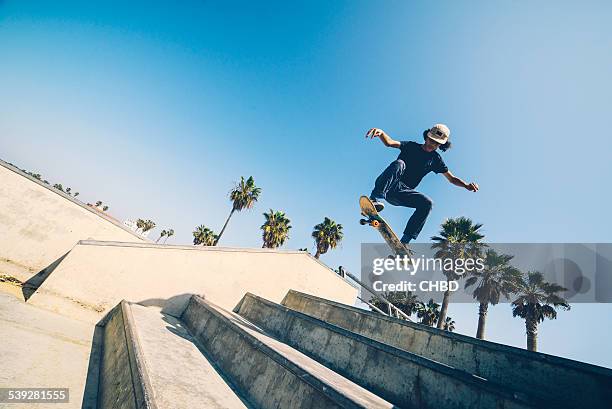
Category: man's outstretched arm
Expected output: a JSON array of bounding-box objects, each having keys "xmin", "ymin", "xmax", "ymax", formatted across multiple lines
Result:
[
  {"xmin": 365, "ymin": 128, "xmax": 401, "ymax": 148},
  {"xmin": 443, "ymin": 170, "xmax": 479, "ymax": 192}
]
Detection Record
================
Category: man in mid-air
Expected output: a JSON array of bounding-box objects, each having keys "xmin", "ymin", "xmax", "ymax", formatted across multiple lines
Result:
[{"xmin": 366, "ymin": 124, "xmax": 479, "ymax": 246}]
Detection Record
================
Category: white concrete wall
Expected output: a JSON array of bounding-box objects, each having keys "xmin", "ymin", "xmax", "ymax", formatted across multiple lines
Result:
[
  {"xmin": 28, "ymin": 241, "xmax": 358, "ymax": 322},
  {"xmin": 0, "ymin": 160, "xmax": 146, "ymax": 279}
]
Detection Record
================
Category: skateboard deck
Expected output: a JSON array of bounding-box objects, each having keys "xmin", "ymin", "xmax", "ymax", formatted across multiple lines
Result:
[{"xmin": 359, "ymin": 196, "xmax": 411, "ymax": 257}]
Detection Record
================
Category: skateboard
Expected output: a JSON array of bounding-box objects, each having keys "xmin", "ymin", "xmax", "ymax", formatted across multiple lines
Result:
[{"xmin": 359, "ymin": 196, "xmax": 411, "ymax": 257}]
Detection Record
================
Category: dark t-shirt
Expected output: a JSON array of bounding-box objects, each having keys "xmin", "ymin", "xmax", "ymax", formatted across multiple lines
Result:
[{"xmin": 397, "ymin": 141, "xmax": 448, "ymax": 188}]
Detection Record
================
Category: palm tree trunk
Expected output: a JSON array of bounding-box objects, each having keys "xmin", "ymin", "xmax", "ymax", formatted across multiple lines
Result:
[
  {"xmin": 476, "ymin": 302, "xmax": 488, "ymax": 339},
  {"xmin": 216, "ymin": 207, "xmax": 235, "ymax": 245},
  {"xmin": 526, "ymin": 318, "xmax": 538, "ymax": 351},
  {"xmin": 437, "ymin": 289, "xmax": 451, "ymax": 329}
]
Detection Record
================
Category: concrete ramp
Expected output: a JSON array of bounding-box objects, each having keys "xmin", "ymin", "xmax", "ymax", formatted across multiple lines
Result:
[
  {"xmin": 281, "ymin": 290, "xmax": 612, "ymax": 409},
  {"xmin": 27, "ymin": 240, "xmax": 357, "ymax": 323}
]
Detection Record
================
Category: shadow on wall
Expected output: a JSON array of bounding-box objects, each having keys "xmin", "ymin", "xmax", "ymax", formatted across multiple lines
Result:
[
  {"xmin": 22, "ymin": 251, "xmax": 70, "ymax": 301},
  {"xmin": 81, "ymin": 324, "xmax": 104, "ymax": 409}
]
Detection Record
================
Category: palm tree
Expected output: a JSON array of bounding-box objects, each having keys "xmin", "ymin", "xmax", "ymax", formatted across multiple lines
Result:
[
  {"xmin": 261, "ymin": 210, "xmax": 291, "ymax": 248},
  {"xmin": 95, "ymin": 200, "xmax": 102, "ymax": 207},
  {"xmin": 416, "ymin": 299, "xmax": 440, "ymax": 326},
  {"xmin": 465, "ymin": 249, "xmax": 521, "ymax": 339},
  {"xmin": 443, "ymin": 317, "xmax": 456, "ymax": 332},
  {"xmin": 102, "ymin": 205, "xmax": 109, "ymax": 211},
  {"xmin": 142, "ymin": 220, "xmax": 156, "ymax": 233},
  {"xmin": 164, "ymin": 229, "xmax": 174, "ymax": 243},
  {"xmin": 216, "ymin": 176, "xmax": 261, "ymax": 245},
  {"xmin": 312, "ymin": 217, "xmax": 344, "ymax": 259},
  {"xmin": 369, "ymin": 291, "xmax": 420, "ymax": 318},
  {"xmin": 431, "ymin": 217, "xmax": 485, "ymax": 329},
  {"xmin": 54, "ymin": 184, "xmax": 65, "ymax": 192},
  {"xmin": 193, "ymin": 225, "xmax": 218, "ymax": 246},
  {"xmin": 511, "ymin": 271, "xmax": 570, "ymax": 352},
  {"xmin": 135, "ymin": 219, "xmax": 145, "ymax": 233},
  {"xmin": 156, "ymin": 230, "xmax": 167, "ymax": 243}
]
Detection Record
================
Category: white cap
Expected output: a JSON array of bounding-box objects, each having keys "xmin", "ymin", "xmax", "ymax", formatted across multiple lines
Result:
[{"xmin": 427, "ymin": 123, "xmax": 450, "ymax": 144}]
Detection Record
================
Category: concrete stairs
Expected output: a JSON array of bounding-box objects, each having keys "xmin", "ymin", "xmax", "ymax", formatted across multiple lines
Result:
[
  {"xmin": 91, "ymin": 297, "xmax": 393, "ymax": 409},
  {"xmin": 281, "ymin": 290, "xmax": 612, "ymax": 409},
  {"xmin": 234, "ymin": 293, "xmax": 532, "ymax": 409},
  {"xmin": 88, "ymin": 291, "xmax": 612, "ymax": 408},
  {"xmin": 182, "ymin": 295, "xmax": 393, "ymax": 409}
]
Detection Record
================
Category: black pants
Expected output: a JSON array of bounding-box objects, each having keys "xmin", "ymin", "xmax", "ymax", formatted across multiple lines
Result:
[{"xmin": 370, "ymin": 160, "xmax": 433, "ymax": 240}]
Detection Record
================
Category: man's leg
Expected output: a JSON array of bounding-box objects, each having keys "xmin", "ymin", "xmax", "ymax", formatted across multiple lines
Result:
[
  {"xmin": 386, "ymin": 188, "xmax": 433, "ymax": 243},
  {"xmin": 370, "ymin": 160, "xmax": 406, "ymax": 208}
]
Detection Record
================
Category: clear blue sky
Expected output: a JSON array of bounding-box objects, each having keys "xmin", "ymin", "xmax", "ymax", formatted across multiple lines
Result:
[{"xmin": 1, "ymin": 1, "xmax": 611, "ymax": 367}]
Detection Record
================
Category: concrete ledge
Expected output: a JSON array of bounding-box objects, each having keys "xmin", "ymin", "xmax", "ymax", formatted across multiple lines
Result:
[
  {"xmin": 92, "ymin": 300, "xmax": 251, "ymax": 409},
  {"xmin": 77, "ymin": 239, "xmax": 317, "ymax": 254},
  {"xmin": 282, "ymin": 289, "xmax": 612, "ymax": 408},
  {"xmin": 236, "ymin": 293, "xmax": 534, "ymax": 409},
  {"xmin": 182, "ymin": 295, "xmax": 393, "ymax": 409},
  {"xmin": 97, "ymin": 301, "xmax": 157, "ymax": 409},
  {"xmin": 121, "ymin": 301, "xmax": 158, "ymax": 409}
]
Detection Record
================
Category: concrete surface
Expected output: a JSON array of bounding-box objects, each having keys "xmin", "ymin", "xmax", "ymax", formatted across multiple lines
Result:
[
  {"xmin": 129, "ymin": 302, "xmax": 250, "ymax": 409},
  {"xmin": 0, "ymin": 291, "xmax": 92, "ymax": 409},
  {"xmin": 27, "ymin": 240, "xmax": 357, "ymax": 323},
  {"xmin": 282, "ymin": 290, "xmax": 612, "ymax": 408},
  {"xmin": 0, "ymin": 159, "xmax": 146, "ymax": 282},
  {"xmin": 182, "ymin": 295, "xmax": 394, "ymax": 409},
  {"xmin": 236, "ymin": 293, "xmax": 533, "ymax": 409}
]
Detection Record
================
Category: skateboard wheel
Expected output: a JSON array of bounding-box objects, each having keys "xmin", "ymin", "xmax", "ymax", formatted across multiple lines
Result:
[{"xmin": 371, "ymin": 220, "xmax": 380, "ymax": 228}]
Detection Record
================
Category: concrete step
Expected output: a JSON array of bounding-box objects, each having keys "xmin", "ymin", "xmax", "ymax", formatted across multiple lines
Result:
[
  {"xmin": 181, "ymin": 295, "xmax": 394, "ymax": 409},
  {"xmin": 281, "ymin": 290, "xmax": 612, "ymax": 409},
  {"xmin": 93, "ymin": 300, "xmax": 250, "ymax": 409},
  {"xmin": 234, "ymin": 293, "xmax": 534, "ymax": 409}
]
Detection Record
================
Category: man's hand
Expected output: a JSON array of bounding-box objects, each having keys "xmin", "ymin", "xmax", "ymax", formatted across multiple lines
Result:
[
  {"xmin": 365, "ymin": 128, "xmax": 401, "ymax": 148},
  {"xmin": 444, "ymin": 171, "xmax": 479, "ymax": 192},
  {"xmin": 366, "ymin": 128, "xmax": 387, "ymax": 139},
  {"xmin": 466, "ymin": 182, "xmax": 479, "ymax": 192}
]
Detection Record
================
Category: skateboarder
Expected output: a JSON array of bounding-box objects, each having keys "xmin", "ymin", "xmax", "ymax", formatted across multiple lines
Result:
[{"xmin": 366, "ymin": 124, "xmax": 479, "ymax": 245}]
